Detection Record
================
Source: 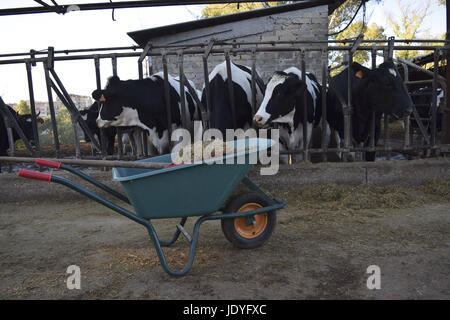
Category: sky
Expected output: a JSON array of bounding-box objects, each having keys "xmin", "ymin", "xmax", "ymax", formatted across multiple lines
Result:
[{"xmin": 0, "ymin": 0, "xmax": 446, "ymax": 104}]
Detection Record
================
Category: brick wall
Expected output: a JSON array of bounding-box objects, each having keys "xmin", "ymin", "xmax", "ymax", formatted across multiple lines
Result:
[{"xmin": 148, "ymin": 5, "xmax": 328, "ymax": 91}]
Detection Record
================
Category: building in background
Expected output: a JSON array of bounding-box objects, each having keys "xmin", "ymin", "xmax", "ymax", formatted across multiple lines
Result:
[{"xmin": 128, "ymin": 1, "xmax": 332, "ymax": 88}]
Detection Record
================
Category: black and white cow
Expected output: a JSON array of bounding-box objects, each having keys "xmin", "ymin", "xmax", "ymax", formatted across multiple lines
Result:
[
  {"xmin": 326, "ymin": 61, "xmax": 413, "ymax": 161},
  {"xmin": 202, "ymin": 61, "xmax": 265, "ymax": 135},
  {"xmin": 253, "ymin": 67, "xmax": 322, "ymax": 162},
  {"xmin": 92, "ymin": 72, "xmax": 201, "ymax": 155},
  {"xmin": 0, "ymin": 105, "xmax": 37, "ymax": 172}
]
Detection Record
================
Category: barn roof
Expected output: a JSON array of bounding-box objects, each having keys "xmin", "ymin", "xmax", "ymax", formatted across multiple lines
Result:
[{"xmin": 128, "ymin": 0, "xmax": 343, "ymax": 47}]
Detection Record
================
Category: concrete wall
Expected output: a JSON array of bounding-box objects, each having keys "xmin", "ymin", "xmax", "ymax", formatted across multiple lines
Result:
[
  {"xmin": 1, "ymin": 159, "xmax": 449, "ymax": 203},
  {"xmin": 147, "ymin": 5, "xmax": 328, "ymax": 90},
  {"xmin": 249, "ymin": 159, "xmax": 450, "ymax": 189}
]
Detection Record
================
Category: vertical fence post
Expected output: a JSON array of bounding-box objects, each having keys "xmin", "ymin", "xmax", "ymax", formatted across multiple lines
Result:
[
  {"xmin": 178, "ymin": 51, "xmax": 187, "ymax": 131},
  {"xmin": 225, "ymin": 49, "xmax": 237, "ymax": 130},
  {"xmin": 300, "ymin": 49, "xmax": 308, "ymax": 162},
  {"xmin": 25, "ymin": 60, "xmax": 40, "ymax": 156},
  {"xmin": 202, "ymin": 41, "xmax": 214, "ymax": 129},
  {"xmin": 321, "ymin": 49, "xmax": 328, "ymax": 162},
  {"xmin": 431, "ymin": 49, "xmax": 439, "ymax": 151},
  {"xmin": 162, "ymin": 51, "xmax": 172, "ymax": 151},
  {"xmin": 138, "ymin": 41, "xmax": 152, "ymax": 80},
  {"xmin": 117, "ymin": 127, "xmax": 124, "ymax": 159},
  {"xmin": 343, "ymin": 51, "xmax": 353, "ymax": 162},
  {"xmin": 111, "ymin": 54, "xmax": 118, "ymax": 77},
  {"xmin": 94, "ymin": 56, "xmax": 108, "ymax": 165},
  {"xmin": 43, "ymin": 58, "xmax": 60, "ymax": 158},
  {"xmin": 250, "ymin": 48, "xmax": 257, "ymax": 117}
]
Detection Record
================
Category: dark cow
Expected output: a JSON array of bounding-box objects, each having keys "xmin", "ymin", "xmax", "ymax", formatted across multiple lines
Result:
[
  {"xmin": 326, "ymin": 61, "xmax": 413, "ymax": 161},
  {"xmin": 92, "ymin": 72, "xmax": 201, "ymax": 155},
  {"xmin": 202, "ymin": 60, "xmax": 265, "ymax": 135},
  {"xmin": 80, "ymin": 102, "xmax": 116, "ymax": 155},
  {"xmin": 0, "ymin": 105, "xmax": 36, "ymax": 172},
  {"xmin": 410, "ymin": 86, "xmax": 443, "ymax": 136},
  {"xmin": 253, "ymin": 67, "xmax": 322, "ymax": 162}
]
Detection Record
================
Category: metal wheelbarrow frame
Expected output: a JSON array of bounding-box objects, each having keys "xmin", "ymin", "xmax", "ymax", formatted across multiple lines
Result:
[{"xmin": 18, "ymin": 138, "xmax": 285, "ymax": 276}]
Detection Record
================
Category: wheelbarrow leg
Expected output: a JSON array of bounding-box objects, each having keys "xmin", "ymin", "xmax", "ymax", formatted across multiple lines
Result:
[
  {"xmin": 144, "ymin": 216, "xmax": 207, "ymax": 276},
  {"xmin": 159, "ymin": 217, "xmax": 187, "ymax": 247}
]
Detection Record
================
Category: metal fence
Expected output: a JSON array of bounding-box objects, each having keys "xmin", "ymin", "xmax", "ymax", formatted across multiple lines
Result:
[{"xmin": 0, "ymin": 37, "xmax": 449, "ymax": 165}]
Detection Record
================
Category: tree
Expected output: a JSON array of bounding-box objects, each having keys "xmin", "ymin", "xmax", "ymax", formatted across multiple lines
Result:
[
  {"xmin": 328, "ymin": 0, "xmax": 385, "ymax": 73},
  {"xmin": 202, "ymin": 2, "xmax": 287, "ymax": 18},
  {"xmin": 330, "ymin": 22, "xmax": 385, "ymax": 74},
  {"xmin": 55, "ymin": 108, "xmax": 75, "ymax": 144},
  {"xmin": 387, "ymin": 0, "xmax": 433, "ymax": 60},
  {"xmin": 15, "ymin": 100, "xmax": 31, "ymax": 115}
]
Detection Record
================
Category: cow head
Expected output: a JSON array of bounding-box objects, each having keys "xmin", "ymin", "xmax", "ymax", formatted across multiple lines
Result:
[
  {"xmin": 80, "ymin": 103, "xmax": 99, "ymax": 142},
  {"xmin": 253, "ymin": 71, "xmax": 306, "ymax": 128},
  {"xmin": 351, "ymin": 61, "xmax": 412, "ymax": 118},
  {"xmin": 14, "ymin": 113, "xmax": 35, "ymax": 144},
  {"xmin": 92, "ymin": 76, "xmax": 138, "ymax": 128}
]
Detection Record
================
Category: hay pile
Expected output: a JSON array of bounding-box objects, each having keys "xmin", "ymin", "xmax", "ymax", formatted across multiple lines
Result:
[
  {"xmin": 172, "ymin": 140, "xmax": 256, "ymax": 164},
  {"xmin": 421, "ymin": 178, "xmax": 450, "ymax": 201},
  {"xmin": 271, "ymin": 183, "xmax": 424, "ymax": 212}
]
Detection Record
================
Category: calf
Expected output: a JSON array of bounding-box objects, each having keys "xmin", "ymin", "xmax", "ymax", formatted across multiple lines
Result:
[
  {"xmin": 326, "ymin": 61, "xmax": 413, "ymax": 161},
  {"xmin": 253, "ymin": 67, "xmax": 322, "ymax": 162},
  {"xmin": 202, "ymin": 61, "xmax": 265, "ymax": 136},
  {"xmin": 92, "ymin": 72, "xmax": 200, "ymax": 155}
]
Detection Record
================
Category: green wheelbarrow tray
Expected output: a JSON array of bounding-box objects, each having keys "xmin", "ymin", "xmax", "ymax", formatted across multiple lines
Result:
[{"xmin": 18, "ymin": 138, "xmax": 286, "ymax": 276}]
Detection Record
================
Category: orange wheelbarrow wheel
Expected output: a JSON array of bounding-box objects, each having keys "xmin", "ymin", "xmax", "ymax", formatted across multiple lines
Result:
[{"xmin": 221, "ymin": 192, "xmax": 277, "ymax": 249}]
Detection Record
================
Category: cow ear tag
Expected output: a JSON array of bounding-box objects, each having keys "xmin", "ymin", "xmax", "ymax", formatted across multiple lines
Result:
[
  {"xmin": 355, "ymin": 70, "xmax": 363, "ymax": 79},
  {"xmin": 99, "ymin": 94, "xmax": 106, "ymax": 102}
]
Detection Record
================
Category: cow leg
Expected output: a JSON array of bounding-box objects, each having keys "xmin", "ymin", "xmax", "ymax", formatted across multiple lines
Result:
[
  {"xmin": 279, "ymin": 143, "xmax": 289, "ymax": 164},
  {"xmin": 365, "ymin": 113, "xmax": 381, "ymax": 161},
  {"xmin": 121, "ymin": 133, "xmax": 129, "ymax": 155},
  {"xmin": 132, "ymin": 129, "xmax": 144, "ymax": 157},
  {"xmin": 331, "ymin": 130, "xmax": 343, "ymax": 160},
  {"xmin": 107, "ymin": 134, "xmax": 115, "ymax": 155}
]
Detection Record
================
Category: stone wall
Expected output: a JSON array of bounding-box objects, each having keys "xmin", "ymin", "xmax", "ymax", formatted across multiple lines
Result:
[{"xmin": 147, "ymin": 5, "xmax": 328, "ymax": 91}]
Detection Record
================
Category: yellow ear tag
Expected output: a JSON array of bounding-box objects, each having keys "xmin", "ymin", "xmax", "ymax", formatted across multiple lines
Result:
[
  {"xmin": 355, "ymin": 70, "xmax": 363, "ymax": 79},
  {"xmin": 99, "ymin": 94, "xmax": 106, "ymax": 102}
]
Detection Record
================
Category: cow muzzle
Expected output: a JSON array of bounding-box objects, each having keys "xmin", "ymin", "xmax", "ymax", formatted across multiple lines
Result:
[{"xmin": 253, "ymin": 115, "xmax": 267, "ymax": 128}]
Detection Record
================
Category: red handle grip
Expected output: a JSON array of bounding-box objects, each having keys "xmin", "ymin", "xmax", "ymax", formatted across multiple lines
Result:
[
  {"xmin": 36, "ymin": 158, "xmax": 61, "ymax": 169},
  {"xmin": 18, "ymin": 169, "xmax": 52, "ymax": 183}
]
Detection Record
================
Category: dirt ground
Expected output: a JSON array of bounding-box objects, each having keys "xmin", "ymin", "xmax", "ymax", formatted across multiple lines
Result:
[{"xmin": 0, "ymin": 170, "xmax": 449, "ymax": 300}]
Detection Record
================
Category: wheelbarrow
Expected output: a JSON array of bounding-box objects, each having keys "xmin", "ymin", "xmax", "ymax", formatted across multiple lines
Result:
[{"xmin": 17, "ymin": 138, "xmax": 285, "ymax": 276}]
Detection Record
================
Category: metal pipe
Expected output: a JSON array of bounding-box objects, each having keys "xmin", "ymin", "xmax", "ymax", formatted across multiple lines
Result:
[
  {"xmin": 162, "ymin": 52, "xmax": 173, "ymax": 150},
  {"xmin": 202, "ymin": 54, "xmax": 212, "ymax": 128},
  {"xmin": 320, "ymin": 51, "xmax": 328, "ymax": 162},
  {"xmin": 250, "ymin": 49, "xmax": 257, "ymax": 117},
  {"xmin": 431, "ymin": 49, "xmax": 439, "ymax": 148},
  {"xmin": 343, "ymin": 51, "xmax": 353, "ymax": 162},
  {"xmin": 3, "ymin": 45, "xmax": 450, "ymax": 66},
  {"xmin": 225, "ymin": 50, "xmax": 237, "ymax": 130},
  {"xmin": 178, "ymin": 52, "xmax": 187, "ymax": 130},
  {"xmin": 43, "ymin": 62, "xmax": 60, "ymax": 158},
  {"xmin": 25, "ymin": 60, "xmax": 40, "ymax": 155},
  {"xmin": 2, "ymin": 40, "xmax": 448, "ymax": 59},
  {"xmin": 300, "ymin": 50, "xmax": 308, "ymax": 162},
  {"xmin": 0, "ymin": 156, "xmax": 170, "ymax": 169}
]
